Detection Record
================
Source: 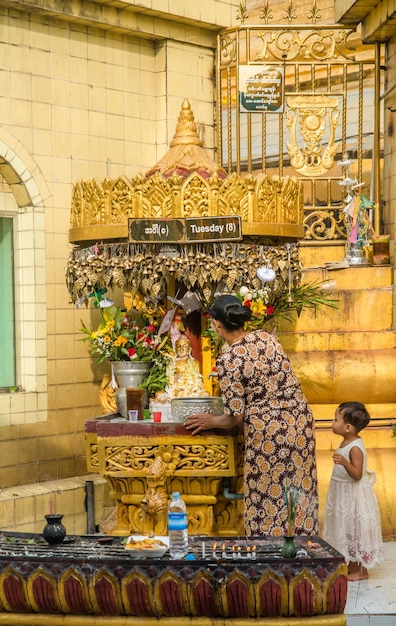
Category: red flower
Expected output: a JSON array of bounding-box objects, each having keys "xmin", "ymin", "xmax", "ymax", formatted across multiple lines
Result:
[
  {"xmin": 266, "ymin": 305, "xmax": 275, "ymax": 315},
  {"xmin": 244, "ymin": 299, "xmax": 252, "ymax": 307},
  {"xmin": 127, "ymin": 347, "xmax": 137, "ymax": 357},
  {"xmin": 145, "ymin": 337, "xmax": 153, "ymax": 345},
  {"xmin": 147, "ymin": 324, "xmax": 155, "ymax": 332}
]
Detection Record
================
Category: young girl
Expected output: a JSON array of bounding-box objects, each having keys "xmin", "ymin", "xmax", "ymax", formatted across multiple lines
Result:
[{"xmin": 323, "ymin": 401, "xmax": 383, "ymax": 581}]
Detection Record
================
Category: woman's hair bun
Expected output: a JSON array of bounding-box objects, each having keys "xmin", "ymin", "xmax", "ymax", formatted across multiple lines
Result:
[{"xmin": 208, "ymin": 295, "xmax": 252, "ymax": 330}]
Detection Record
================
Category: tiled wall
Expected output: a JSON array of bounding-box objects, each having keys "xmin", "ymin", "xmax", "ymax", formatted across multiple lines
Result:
[
  {"xmin": 0, "ymin": 3, "xmax": 229, "ymax": 493},
  {"xmin": 0, "ymin": 475, "xmax": 112, "ymax": 535}
]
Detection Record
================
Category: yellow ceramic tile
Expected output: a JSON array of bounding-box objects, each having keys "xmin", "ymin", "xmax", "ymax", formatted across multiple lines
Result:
[
  {"xmin": 23, "ymin": 393, "xmax": 38, "ymax": 413},
  {"xmin": 0, "ymin": 440, "xmax": 18, "ymax": 468},
  {"xmin": 57, "ymin": 434, "xmax": 74, "ymax": 459},
  {"xmin": 18, "ymin": 464, "xmax": 38, "ymax": 486},
  {"xmin": 75, "ymin": 456, "xmax": 90, "ymax": 478},
  {"xmin": 38, "ymin": 436, "xmax": 58, "ymax": 463},
  {"xmin": 17, "ymin": 421, "xmax": 38, "ymax": 438},
  {"xmin": 74, "ymin": 433, "xmax": 86, "ymax": 457},
  {"xmin": 72, "ymin": 512, "xmax": 89, "ymax": 535},
  {"xmin": 38, "ymin": 461, "xmax": 58, "ymax": 483},
  {"xmin": 0, "ymin": 500, "xmax": 15, "ymax": 527},
  {"xmin": 14, "ymin": 495, "xmax": 36, "ymax": 525},
  {"xmin": 36, "ymin": 493, "xmax": 54, "ymax": 520},
  {"xmin": 57, "ymin": 458, "xmax": 76, "ymax": 479},
  {"xmin": 18, "ymin": 438, "xmax": 38, "ymax": 464},
  {"xmin": 0, "ymin": 394, "xmax": 11, "ymax": 415},
  {"xmin": 54, "ymin": 360, "xmax": 75, "ymax": 386},
  {"xmin": 55, "ymin": 489, "xmax": 74, "ymax": 516}
]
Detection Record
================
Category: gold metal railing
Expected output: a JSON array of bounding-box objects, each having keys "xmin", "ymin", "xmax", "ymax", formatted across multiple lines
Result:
[{"xmin": 216, "ymin": 18, "xmax": 383, "ymax": 242}]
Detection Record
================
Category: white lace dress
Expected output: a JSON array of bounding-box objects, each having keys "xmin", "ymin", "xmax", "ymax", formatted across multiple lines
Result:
[{"xmin": 323, "ymin": 438, "xmax": 383, "ymax": 568}]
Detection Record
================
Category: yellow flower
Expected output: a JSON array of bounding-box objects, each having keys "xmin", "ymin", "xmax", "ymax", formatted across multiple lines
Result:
[
  {"xmin": 113, "ymin": 336, "xmax": 128, "ymax": 347},
  {"xmin": 251, "ymin": 300, "xmax": 266, "ymax": 317}
]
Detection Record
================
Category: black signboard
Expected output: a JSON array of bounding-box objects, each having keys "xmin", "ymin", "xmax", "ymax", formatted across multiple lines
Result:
[
  {"xmin": 185, "ymin": 216, "xmax": 241, "ymax": 242},
  {"xmin": 129, "ymin": 218, "xmax": 184, "ymax": 243},
  {"xmin": 129, "ymin": 216, "xmax": 242, "ymax": 243}
]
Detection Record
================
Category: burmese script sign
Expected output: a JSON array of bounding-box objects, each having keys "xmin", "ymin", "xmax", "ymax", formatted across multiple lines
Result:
[
  {"xmin": 129, "ymin": 216, "xmax": 242, "ymax": 243},
  {"xmin": 239, "ymin": 65, "xmax": 284, "ymax": 113}
]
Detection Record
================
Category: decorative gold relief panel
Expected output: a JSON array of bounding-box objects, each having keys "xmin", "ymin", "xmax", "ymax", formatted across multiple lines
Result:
[
  {"xmin": 286, "ymin": 95, "xmax": 340, "ymax": 177},
  {"xmin": 97, "ymin": 435, "xmax": 235, "ymax": 477}
]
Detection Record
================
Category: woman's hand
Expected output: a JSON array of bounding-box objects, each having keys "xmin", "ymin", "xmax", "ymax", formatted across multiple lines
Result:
[
  {"xmin": 184, "ymin": 411, "xmax": 241, "ymax": 435},
  {"xmin": 184, "ymin": 412, "xmax": 218, "ymax": 435}
]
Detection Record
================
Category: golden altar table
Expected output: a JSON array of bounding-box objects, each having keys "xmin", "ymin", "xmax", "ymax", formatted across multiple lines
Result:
[{"xmin": 85, "ymin": 414, "xmax": 244, "ymax": 537}]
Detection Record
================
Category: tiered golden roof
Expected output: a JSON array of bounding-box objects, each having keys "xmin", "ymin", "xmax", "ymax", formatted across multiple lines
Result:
[{"xmin": 69, "ymin": 99, "xmax": 304, "ymax": 244}]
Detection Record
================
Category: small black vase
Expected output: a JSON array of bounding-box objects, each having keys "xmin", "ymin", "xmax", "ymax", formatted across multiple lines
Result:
[
  {"xmin": 281, "ymin": 535, "xmax": 297, "ymax": 558},
  {"xmin": 43, "ymin": 514, "xmax": 66, "ymax": 545}
]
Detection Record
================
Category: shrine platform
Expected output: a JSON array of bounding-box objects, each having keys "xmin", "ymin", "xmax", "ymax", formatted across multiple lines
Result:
[{"xmin": 0, "ymin": 531, "xmax": 346, "ymax": 624}]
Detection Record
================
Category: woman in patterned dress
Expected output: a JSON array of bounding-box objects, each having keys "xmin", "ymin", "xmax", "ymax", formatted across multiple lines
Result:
[{"xmin": 184, "ymin": 295, "xmax": 319, "ymax": 536}]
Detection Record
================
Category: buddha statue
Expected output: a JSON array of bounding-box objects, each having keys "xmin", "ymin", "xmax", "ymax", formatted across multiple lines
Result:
[{"xmin": 166, "ymin": 334, "xmax": 208, "ymax": 399}]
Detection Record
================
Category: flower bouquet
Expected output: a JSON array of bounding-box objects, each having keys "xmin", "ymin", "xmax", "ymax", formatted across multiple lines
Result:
[
  {"xmin": 236, "ymin": 281, "xmax": 338, "ymax": 330},
  {"xmin": 80, "ymin": 293, "xmax": 173, "ymax": 396}
]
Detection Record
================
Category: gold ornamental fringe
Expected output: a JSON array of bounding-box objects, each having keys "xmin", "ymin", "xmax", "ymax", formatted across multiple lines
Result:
[{"xmin": 66, "ymin": 241, "xmax": 302, "ymax": 306}]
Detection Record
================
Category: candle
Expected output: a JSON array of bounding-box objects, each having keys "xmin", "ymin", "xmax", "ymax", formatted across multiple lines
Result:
[
  {"xmin": 232, "ymin": 546, "xmax": 236, "ymax": 559},
  {"xmin": 212, "ymin": 542, "xmax": 217, "ymax": 559},
  {"xmin": 237, "ymin": 546, "xmax": 241, "ymax": 558},
  {"xmin": 252, "ymin": 545, "xmax": 256, "ymax": 559},
  {"xmin": 221, "ymin": 543, "xmax": 226, "ymax": 558},
  {"xmin": 246, "ymin": 545, "xmax": 251, "ymax": 558}
]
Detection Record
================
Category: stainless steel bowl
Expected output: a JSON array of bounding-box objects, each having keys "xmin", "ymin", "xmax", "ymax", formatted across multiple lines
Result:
[{"xmin": 170, "ymin": 396, "xmax": 224, "ymax": 423}]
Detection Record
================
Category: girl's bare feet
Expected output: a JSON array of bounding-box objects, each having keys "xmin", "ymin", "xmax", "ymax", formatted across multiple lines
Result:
[{"xmin": 347, "ymin": 562, "xmax": 369, "ymax": 581}]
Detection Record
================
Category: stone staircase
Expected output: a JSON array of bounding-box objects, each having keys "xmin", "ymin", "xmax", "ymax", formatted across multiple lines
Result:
[{"xmin": 278, "ymin": 244, "xmax": 396, "ymax": 538}]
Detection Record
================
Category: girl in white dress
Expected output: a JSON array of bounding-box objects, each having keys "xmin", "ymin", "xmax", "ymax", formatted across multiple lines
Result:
[{"xmin": 323, "ymin": 401, "xmax": 383, "ymax": 581}]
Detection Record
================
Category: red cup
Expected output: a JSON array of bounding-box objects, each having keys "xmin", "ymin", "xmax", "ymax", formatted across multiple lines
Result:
[{"xmin": 152, "ymin": 411, "xmax": 162, "ymax": 423}]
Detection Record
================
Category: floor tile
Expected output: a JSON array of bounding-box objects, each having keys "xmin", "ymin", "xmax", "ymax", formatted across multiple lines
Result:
[{"xmin": 345, "ymin": 542, "xmax": 396, "ymax": 626}]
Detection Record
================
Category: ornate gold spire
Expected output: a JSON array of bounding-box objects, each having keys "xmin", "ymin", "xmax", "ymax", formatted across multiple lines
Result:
[
  {"xmin": 170, "ymin": 98, "xmax": 203, "ymax": 147},
  {"xmin": 145, "ymin": 99, "xmax": 227, "ymax": 179}
]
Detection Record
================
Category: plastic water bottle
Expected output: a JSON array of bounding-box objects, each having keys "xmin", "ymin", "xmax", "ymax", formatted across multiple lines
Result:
[{"xmin": 168, "ymin": 492, "xmax": 188, "ymax": 558}]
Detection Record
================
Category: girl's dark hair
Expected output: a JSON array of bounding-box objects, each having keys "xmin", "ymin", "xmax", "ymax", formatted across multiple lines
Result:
[
  {"xmin": 208, "ymin": 295, "xmax": 252, "ymax": 331},
  {"xmin": 338, "ymin": 401, "xmax": 370, "ymax": 433}
]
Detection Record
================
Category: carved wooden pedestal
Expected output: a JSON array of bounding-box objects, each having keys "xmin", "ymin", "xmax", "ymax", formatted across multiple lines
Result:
[{"xmin": 85, "ymin": 414, "xmax": 244, "ymax": 536}]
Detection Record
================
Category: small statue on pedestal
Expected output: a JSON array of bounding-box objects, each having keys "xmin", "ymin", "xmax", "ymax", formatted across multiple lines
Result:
[{"xmin": 141, "ymin": 457, "xmax": 168, "ymax": 536}]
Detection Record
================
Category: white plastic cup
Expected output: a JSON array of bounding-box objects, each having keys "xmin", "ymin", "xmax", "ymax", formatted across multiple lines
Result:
[{"xmin": 128, "ymin": 410, "xmax": 138, "ymax": 422}]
